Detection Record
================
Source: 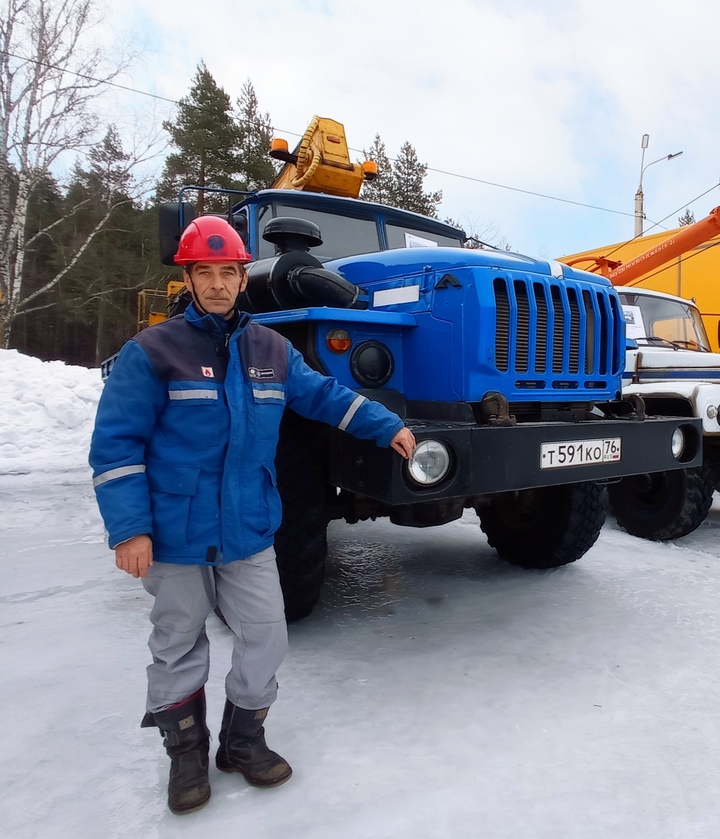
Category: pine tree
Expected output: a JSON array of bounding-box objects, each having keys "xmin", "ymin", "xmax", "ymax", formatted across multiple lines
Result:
[
  {"xmin": 236, "ymin": 80, "xmax": 278, "ymax": 190},
  {"xmin": 678, "ymin": 208, "xmax": 695, "ymax": 226},
  {"xmin": 389, "ymin": 141, "xmax": 442, "ymax": 218},
  {"xmin": 155, "ymin": 62, "xmax": 244, "ymax": 213},
  {"xmin": 359, "ymin": 137, "xmax": 442, "ymax": 218},
  {"xmin": 360, "ymin": 134, "xmax": 394, "ymax": 205}
]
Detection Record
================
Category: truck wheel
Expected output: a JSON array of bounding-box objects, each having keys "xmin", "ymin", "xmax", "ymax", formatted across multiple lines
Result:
[
  {"xmin": 274, "ymin": 411, "xmax": 329, "ymax": 622},
  {"xmin": 608, "ymin": 464, "xmax": 714, "ymax": 541},
  {"xmin": 477, "ymin": 482, "xmax": 607, "ymax": 569}
]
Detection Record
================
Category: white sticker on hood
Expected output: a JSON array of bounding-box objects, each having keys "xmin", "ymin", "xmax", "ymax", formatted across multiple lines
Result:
[{"xmin": 373, "ymin": 285, "xmax": 421, "ymax": 307}]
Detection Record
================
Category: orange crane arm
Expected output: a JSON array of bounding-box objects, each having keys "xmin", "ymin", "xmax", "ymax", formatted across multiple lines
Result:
[
  {"xmin": 606, "ymin": 207, "xmax": 720, "ymax": 285},
  {"xmin": 563, "ymin": 206, "xmax": 720, "ymax": 285}
]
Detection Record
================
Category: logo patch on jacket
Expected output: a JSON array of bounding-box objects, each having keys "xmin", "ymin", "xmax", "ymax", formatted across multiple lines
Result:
[
  {"xmin": 248, "ymin": 366, "xmax": 275, "ymax": 380},
  {"xmin": 201, "ymin": 366, "xmax": 214, "ymax": 378}
]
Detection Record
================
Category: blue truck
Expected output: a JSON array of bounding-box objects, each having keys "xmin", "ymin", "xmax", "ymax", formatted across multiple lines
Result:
[
  {"xmin": 120, "ymin": 117, "xmax": 702, "ymax": 619},
  {"xmin": 150, "ymin": 180, "xmax": 703, "ymax": 621}
]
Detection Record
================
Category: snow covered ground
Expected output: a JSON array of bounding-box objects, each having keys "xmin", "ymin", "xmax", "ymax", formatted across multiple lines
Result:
[{"xmin": 2, "ymin": 348, "xmax": 720, "ymax": 838}]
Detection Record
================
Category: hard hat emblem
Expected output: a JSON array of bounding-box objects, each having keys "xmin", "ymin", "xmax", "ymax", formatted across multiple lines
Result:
[{"xmin": 207, "ymin": 234, "xmax": 226, "ymax": 252}]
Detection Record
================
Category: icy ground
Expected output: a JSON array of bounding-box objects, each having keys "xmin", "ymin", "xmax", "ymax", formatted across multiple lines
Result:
[{"xmin": 2, "ymin": 348, "xmax": 720, "ymax": 838}]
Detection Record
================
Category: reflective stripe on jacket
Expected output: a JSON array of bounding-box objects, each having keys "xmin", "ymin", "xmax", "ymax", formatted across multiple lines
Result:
[{"xmin": 89, "ymin": 305, "xmax": 403, "ymax": 564}]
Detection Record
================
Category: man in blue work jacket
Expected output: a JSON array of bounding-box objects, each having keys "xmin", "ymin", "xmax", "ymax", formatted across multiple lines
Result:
[{"xmin": 89, "ymin": 215, "xmax": 416, "ymax": 815}]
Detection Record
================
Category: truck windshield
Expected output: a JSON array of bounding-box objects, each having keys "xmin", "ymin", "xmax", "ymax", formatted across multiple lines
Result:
[
  {"xmin": 619, "ymin": 291, "xmax": 712, "ymax": 351},
  {"xmin": 256, "ymin": 202, "xmax": 464, "ymax": 261},
  {"xmin": 257, "ymin": 204, "xmax": 380, "ymax": 261},
  {"xmin": 385, "ymin": 222, "xmax": 464, "ymax": 250}
]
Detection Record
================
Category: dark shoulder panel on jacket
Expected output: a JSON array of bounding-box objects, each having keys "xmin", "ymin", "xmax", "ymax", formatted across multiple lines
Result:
[
  {"xmin": 132, "ymin": 315, "xmax": 221, "ymax": 382},
  {"xmin": 238, "ymin": 323, "xmax": 289, "ymax": 384}
]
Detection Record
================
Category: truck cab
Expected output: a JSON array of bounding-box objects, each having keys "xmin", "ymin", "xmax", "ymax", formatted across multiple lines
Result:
[{"xmin": 236, "ymin": 189, "xmax": 466, "ymax": 261}]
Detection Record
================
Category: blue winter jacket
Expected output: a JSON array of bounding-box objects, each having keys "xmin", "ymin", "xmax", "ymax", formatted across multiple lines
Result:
[{"xmin": 89, "ymin": 304, "xmax": 404, "ymax": 564}]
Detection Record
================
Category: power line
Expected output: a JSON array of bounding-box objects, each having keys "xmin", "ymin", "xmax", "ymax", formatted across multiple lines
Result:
[
  {"xmin": 589, "ymin": 182, "xmax": 720, "ymax": 263},
  {"xmin": 640, "ymin": 181, "xmax": 719, "ymax": 236},
  {"xmin": 416, "ymin": 165, "xmax": 635, "ymax": 218}
]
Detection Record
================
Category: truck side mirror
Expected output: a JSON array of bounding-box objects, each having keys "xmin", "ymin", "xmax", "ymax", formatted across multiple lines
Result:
[{"xmin": 159, "ymin": 202, "xmax": 196, "ymax": 266}]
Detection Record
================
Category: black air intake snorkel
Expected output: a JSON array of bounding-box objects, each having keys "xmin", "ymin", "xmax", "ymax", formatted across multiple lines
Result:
[{"xmin": 237, "ymin": 217, "xmax": 363, "ymax": 314}]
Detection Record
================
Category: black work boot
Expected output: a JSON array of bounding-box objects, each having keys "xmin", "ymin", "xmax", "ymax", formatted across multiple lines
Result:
[
  {"xmin": 215, "ymin": 700, "xmax": 292, "ymax": 787},
  {"xmin": 143, "ymin": 688, "xmax": 211, "ymax": 815}
]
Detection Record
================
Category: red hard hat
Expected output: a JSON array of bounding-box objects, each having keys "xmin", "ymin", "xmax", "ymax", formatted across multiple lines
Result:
[{"xmin": 174, "ymin": 216, "xmax": 251, "ymax": 265}]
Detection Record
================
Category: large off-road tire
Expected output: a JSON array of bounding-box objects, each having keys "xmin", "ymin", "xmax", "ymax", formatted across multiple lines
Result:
[
  {"xmin": 608, "ymin": 463, "xmax": 714, "ymax": 541},
  {"xmin": 274, "ymin": 411, "xmax": 330, "ymax": 622},
  {"xmin": 477, "ymin": 482, "xmax": 607, "ymax": 569}
]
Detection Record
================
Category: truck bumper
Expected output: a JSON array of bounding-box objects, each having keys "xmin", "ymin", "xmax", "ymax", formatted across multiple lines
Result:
[
  {"xmin": 623, "ymin": 380, "xmax": 720, "ymax": 435},
  {"xmin": 328, "ymin": 416, "xmax": 703, "ymax": 505}
]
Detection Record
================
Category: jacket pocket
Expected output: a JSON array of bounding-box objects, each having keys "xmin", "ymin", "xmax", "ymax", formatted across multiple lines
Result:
[
  {"xmin": 261, "ymin": 461, "xmax": 282, "ymax": 540},
  {"xmin": 166, "ymin": 386, "xmax": 223, "ymax": 449},
  {"xmin": 250, "ymin": 383, "xmax": 286, "ymax": 406},
  {"xmin": 147, "ymin": 464, "xmax": 200, "ymax": 548},
  {"xmin": 250, "ymin": 383, "xmax": 287, "ymax": 442},
  {"xmin": 147, "ymin": 464, "xmax": 200, "ymax": 495}
]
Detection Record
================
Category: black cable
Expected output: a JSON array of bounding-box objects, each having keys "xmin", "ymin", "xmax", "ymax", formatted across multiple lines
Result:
[{"xmin": 590, "ymin": 183, "xmax": 720, "ymax": 264}]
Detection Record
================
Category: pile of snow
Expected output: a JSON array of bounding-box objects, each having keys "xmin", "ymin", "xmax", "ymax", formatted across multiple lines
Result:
[{"xmin": 0, "ymin": 349, "xmax": 103, "ymax": 475}]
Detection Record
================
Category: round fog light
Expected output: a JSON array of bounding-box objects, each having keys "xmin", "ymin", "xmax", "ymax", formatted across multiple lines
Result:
[
  {"xmin": 408, "ymin": 440, "xmax": 451, "ymax": 486},
  {"xmin": 350, "ymin": 341, "xmax": 393, "ymax": 388},
  {"xmin": 671, "ymin": 428, "xmax": 685, "ymax": 459}
]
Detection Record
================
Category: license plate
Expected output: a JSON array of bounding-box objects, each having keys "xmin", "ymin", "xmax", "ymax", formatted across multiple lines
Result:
[{"xmin": 540, "ymin": 437, "xmax": 622, "ymax": 469}]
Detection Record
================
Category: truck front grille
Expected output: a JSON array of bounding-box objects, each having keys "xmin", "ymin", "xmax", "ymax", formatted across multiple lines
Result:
[{"xmin": 493, "ymin": 276, "xmax": 619, "ymax": 383}]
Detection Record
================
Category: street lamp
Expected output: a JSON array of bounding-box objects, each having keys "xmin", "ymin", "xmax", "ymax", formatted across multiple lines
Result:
[{"xmin": 634, "ymin": 134, "xmax": 683, "ymax": 237}]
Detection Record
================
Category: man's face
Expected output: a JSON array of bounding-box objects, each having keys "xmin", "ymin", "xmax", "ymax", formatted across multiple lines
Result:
[{"xmin": 184, "ymin": 262, "xmax": 247, "ymax": 317}]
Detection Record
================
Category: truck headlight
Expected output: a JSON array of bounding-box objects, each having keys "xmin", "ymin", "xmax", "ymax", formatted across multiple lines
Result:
[
  {"xmin": 407, "ymin": 440, "xmax": 451, "ymax": 486},
  {"xmin": 671, "ymin": 428, "xmax": 685, "ymax": 459}
]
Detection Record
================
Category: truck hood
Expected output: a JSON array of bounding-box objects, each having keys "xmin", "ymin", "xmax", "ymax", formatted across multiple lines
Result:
[
  {"xmin": 325, "ymin": 247, "xmax": 613, "ymax": 289},
  {"xmin": 625, "ymin": 347, "xmax": 720, "ymax": 381}
]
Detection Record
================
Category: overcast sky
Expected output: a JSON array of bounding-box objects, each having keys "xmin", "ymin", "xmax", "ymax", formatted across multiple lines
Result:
[{"xmin": 94, "ymin": 0, "xmax": 720, "ymax": 259}]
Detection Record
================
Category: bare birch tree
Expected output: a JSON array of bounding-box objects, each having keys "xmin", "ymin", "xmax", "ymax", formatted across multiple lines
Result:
[{"xmin": 0, "ymin": 0, "xmax": 134, "ymax": 347}]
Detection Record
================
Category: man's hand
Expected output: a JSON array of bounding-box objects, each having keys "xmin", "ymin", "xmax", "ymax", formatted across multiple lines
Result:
[
  {"xmin": 390, "ymin": 427, "xmax": 416, "ymax": 459},
  {"xmin": 115, "ymin": 534, "xmax": 153, "ymax": 578}
]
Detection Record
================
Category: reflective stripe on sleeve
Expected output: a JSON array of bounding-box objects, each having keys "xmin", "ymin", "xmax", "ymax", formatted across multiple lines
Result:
[
  {"xmin": 338, "ymin": 395, "xmax": 367, "ymax": 431},
  {"xmin": 168, "ymin": 390, "xmax": 218, "ymax": 401},
  {"xmin": 92, "ymin": 464, "xmax": 147, "ymax": 488}
]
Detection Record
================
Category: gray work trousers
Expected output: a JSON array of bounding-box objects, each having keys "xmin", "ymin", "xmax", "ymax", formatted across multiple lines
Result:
[{"xmin": 141, "ymin": 547, "xmax": 288, "ymax": 713}]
